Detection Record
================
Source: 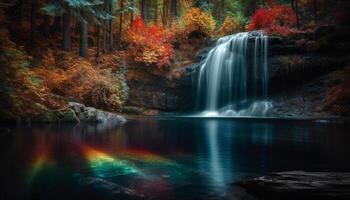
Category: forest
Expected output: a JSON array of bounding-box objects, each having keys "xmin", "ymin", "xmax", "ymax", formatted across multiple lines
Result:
[
  {"xmin": 1, "ymin": 0, "xmax": 349, "ymax": 121},
  {"xmin": 1, "ymin": 1, "xmax": 350, "ymax": 200}
]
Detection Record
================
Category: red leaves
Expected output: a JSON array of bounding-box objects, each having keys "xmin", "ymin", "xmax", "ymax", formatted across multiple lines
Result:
[
  {"xmin": 248, "ymin": 4, "xmax": 296, "ymax": 36},
  {"xmin": 127, "ymin": 17, "xmax": 174, "ymax": 68}
]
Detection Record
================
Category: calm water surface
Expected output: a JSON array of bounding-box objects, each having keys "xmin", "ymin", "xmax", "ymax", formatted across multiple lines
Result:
[{"xmin": 1, "ymin": 118, "xmax": 349, "ymax": 200}]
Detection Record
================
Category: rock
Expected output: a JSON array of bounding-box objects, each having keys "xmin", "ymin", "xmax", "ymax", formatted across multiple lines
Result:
[
  {"xmin": 32, "ymin": 102, "xmax": 126, "ymax": 124},
  {"xmin": 34, "ymin": 110, "xmax": 61, "ymax": 123},
  {"xmin": 33, "ymin": 109, "xmax": 79, "ymax": 123},
  {"xmin": 122, "ymin": 106, "xmax": 144, "ymax": 115},
  {"xmin": 268, "ymin": 36, "xmax": 284, "ymax": 45},
  {"xmin": 68, "ymin": 102, "xmax": 85, "ymax": 113},
  {"xmin": 80, "ymin": 177, "xmax": 145, "ymax": 199},
  {"xmin": 69, "ymin": 102, "xmax": 126, "ymax": 124},
  {"xmin": 195, "ymin": 47, "xmax": 213, "ymax": 62},
  {"xmin": 237, "ymin": 171, "xmax": 350, "ymax": 200},
  {"xmin": 269, "ymin": 55, "xmax": 350, "ymax": 92}
]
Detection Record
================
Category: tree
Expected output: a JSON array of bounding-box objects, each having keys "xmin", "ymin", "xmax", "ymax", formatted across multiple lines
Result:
[
  {"xmin": 171, "ymin": 0, "xmax": 177, "ymax": 19},
  {"xmin": 30, "ymin": 0, "xmax": 38, "ymax": 45},
  {"xmin": 130, "ymin": 0, "xmax": 135, "ymax": 24},
  {"xmin": 79, "ymin": 11, "xmax": 88, "ymax": 57},
  {"xmin": 42, "ymin": 0, "xmax": 114, "ymax": 57},
  {"xmin": 118, "ymin": 0, "xmax": 124, "ymax": 49},
  {"xmin": 62, "ymin": 8, "xmax": 71, "ymax": 51},
  {"xmin": 141, "ymin": 0, "xmax": 147, "ymax": 23}
]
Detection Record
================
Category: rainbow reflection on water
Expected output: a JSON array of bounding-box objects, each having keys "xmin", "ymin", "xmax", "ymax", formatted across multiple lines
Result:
[
  {"xmin": 26, "ymin": 153, "xmax": 55, "ymax": 185},
  {"xmin": 122, "ymin": 149, "xmax": 175, "ymax": 166},
  {"xmin": 83, "ymin": 146, "xmax": 139, "ymax": 178}
]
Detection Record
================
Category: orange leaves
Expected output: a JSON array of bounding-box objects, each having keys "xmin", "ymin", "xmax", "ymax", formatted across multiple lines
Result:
[
  {"xmin": 183, "ymin": 8, "xmax": 216, "ymax": 36},
  {"xmin": 34, "ymin": 55, "xmax": 127, "ymax": 111},
  {"xmin": 216, "ymin": 16, "xmax": 246, "ymax": 36},
  {"xmin": 126, "ymin": 17, "xmax": 174, "ymax": 68},
  {"xmin": 248, "ymin": 4, "xmax": 296, "ymax": 36}
]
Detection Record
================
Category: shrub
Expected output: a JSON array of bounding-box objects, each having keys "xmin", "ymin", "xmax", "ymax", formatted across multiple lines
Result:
[
  {"xmin": 183, "ymin": 8, "xmax": 216, "ymax": 36},
  {"xmin": 248, "ymin": 4, "xmax": 296, "ymax": 36},
  {"xmin": 83, "ymin": 81, "xmax": 124, "ymax": 111},
  {"xmin": 34, "ymin": 56, "xmax": 128, "ymax": 112},
  {"xmin": 126, "ymin": 17, "xmax": 174, "ymax": 68},
  {"xmin": 216, "ymin": 15, "xmax": 246, "ymax": 36},
  {"xmin": 0, "ymin": 29, "xmax": 64, "ymax": 116}
]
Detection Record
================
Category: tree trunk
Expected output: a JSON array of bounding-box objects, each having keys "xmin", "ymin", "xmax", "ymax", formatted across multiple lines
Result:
[
  {"xmin": 108, "ymin": 0, "xmax": 113, "ymax": 51},
  {"xmin": 30, "ymin": 0, "xmax": 37, "ymax": 45},
  {"xmin": 51, "ymin": 16, "xmax": 61, "ymax": 33},
  {"xmin": 155, "ymin": 0, "xmax": 158, "ymax": 23},
  {"xmin": 96, "ymin": 25, "xmax": 101, "ymax": 58},
  {"xmin": 221, "ymin": 0, "xmax": 225, "ymax": 20},
  {"xmin": 130, "ymin": 0, "xmax": 134, "ymax": 25},
  {"xmin": 171, "ymin": 0, "xmax": 177, "ymax": 19},
  {"xmin": 162, "ymin": 0, "xmax": 167, "ymax": 25},
  {"xmin": 43, "ymin": 15, "xmax": 50, "ymax": 36},
  {"xmin": 18, "ymin": 0, "xmax": 25, "ymax": 26},
  {"xmin": 118, "ymin": 0, "xmax": 123, "ymax": 49},
  {"xmin": 141, "ymin": 0, "xmax": 147, "ymax": 23},
  {"xmin": 79, "ymin": 15, "xmax": 88, "ymax": 58},
  {"xmin": 63, "ymin": 9, "xmax": 71, "ymax": 51}
]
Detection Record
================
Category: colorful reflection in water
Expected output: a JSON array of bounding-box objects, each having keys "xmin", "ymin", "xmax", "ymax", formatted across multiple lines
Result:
[
  {"xmin": 83, "ymin": 146, "xmax": 139, "ymax": 177},
  {"xmin": 122, "ymin": 149, "xmax": 175, "ymax": 165},
  {"xmin": 26, "ymin": 154, "xmax": 50, "ymax": 184},
  {"xmin": 1, "ymin": 118, "xmax": 350, "ymax": 200}
]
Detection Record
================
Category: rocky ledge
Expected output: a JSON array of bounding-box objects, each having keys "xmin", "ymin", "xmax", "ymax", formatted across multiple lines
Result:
[
  {"xmin": 237, "ymin": 171, "xmax": 350, "ymax": 200},
  {"xmin": 33, "ymin": 102, "xmax": 126, "ymax": 124}
]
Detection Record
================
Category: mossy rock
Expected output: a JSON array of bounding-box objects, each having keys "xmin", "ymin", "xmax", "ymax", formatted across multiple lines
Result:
[
  {"xmin": 33, "ymin": 109, "xmax": 78, "ymax": 123},
  {"xmin": 122, "ymin": 106, "xmax": 144, "ymax": 115}
]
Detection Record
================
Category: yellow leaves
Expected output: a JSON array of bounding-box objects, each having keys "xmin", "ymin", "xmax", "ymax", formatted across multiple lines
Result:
[
  {"xmin": 216, "ymin": 16, "xmax": 246, "ymax": 37},
  {"xmin": 183, "ymin": 8, "xmax": 216, "ymax": 35}
]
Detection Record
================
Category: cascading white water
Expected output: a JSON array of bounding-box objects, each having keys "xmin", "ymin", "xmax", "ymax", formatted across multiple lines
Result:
[{"xmin": 195, "ymin": 31, "xmax": 272, "ymax": 117}]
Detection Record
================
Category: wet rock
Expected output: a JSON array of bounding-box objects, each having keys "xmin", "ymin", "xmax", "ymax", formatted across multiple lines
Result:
[
  {"xmin": 33, "ymin": 109, "xmax": 78, "ymax": 123},
  {"xmin": 69, "ymin": 102, "xmax": 126, "ymax": 124},
  {"xmin": 33, "ymin": 102, "xmax": 126, "ymax": 124},
  {"xmin": 269, "ymin": 55, "xmax": 350, "ymax": 92},
  {"xmin": 237, "ymin": 171, "xmax": 350, "ymax": 200},
  {"xmin": 80, "ymin": 177, "xmax": 145, "ymax": 199}
]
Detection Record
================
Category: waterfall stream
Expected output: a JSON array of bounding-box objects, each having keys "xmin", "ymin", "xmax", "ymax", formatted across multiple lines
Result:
[{"xmin": 195, "ymin": 31, "xmax": 272, "ymax": 117}]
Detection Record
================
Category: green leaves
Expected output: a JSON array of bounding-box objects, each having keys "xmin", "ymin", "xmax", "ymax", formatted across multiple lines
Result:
[
  {"xmin": 42, "ymin": 0, "xmax": 115, "ymax": 24},
  {"xmin": 41, "ymin": 1, "xmax": 64, "ymax": 16}
]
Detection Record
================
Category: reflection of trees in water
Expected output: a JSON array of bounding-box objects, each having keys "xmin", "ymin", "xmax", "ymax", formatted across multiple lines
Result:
[{"xmin": 123, "ymin": 119, "xmax": 198, "ymax": 154}]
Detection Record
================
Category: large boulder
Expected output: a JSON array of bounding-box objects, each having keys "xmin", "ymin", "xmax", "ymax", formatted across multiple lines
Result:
[
  {"xmin": 237, "ymin": 171, "xmax": 350, "ymax": 200},
  {"xmin": 32, "ymin": 102, "xmax": 126, "ymax": 124},
  {"xmin": 69, "ymin": 102, "xmax": 126, "ymax": 124}
]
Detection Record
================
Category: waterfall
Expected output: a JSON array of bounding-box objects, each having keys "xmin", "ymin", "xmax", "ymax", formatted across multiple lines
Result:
[{"xmin": 195, "ymin": 31, "xmax": 272, "ymax": 117}]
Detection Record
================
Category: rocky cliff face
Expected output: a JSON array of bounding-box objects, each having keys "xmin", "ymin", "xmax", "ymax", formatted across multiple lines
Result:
[
  {"xmin": 126, "ymin": 25, "xmax": 350, "ymax": 116},
  {"xmin": 267, "ymin": 25, "xmax": 350, "ymax": 118}
]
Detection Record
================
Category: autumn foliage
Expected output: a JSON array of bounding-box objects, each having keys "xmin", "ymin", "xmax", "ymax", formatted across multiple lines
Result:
[
  {"xmin": 0, "ymin": 29, "xmax": 65, "ymax": 118},
  {"xmin": 183, "ymin": 8, "xmax": 216, "ymax": 36},
  {"xmin": 34, "ymin": 55, "xmax": 128, "ymax": 112},
  {"xmin": 216, "ymin": 15, "xmax": 246, "ymax": 36},
  {"xmin": 126, "ymin": 17, "xmax": 174, "ymax": 68},
  {"xmin": 248, "ymin": 4, "xmax": 296, "ymax": 36}
]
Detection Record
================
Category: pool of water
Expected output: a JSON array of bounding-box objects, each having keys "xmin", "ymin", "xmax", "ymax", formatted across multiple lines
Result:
[{"xmin": 1, "ymin": 118, "xmax": 349, "ymax": 200}]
